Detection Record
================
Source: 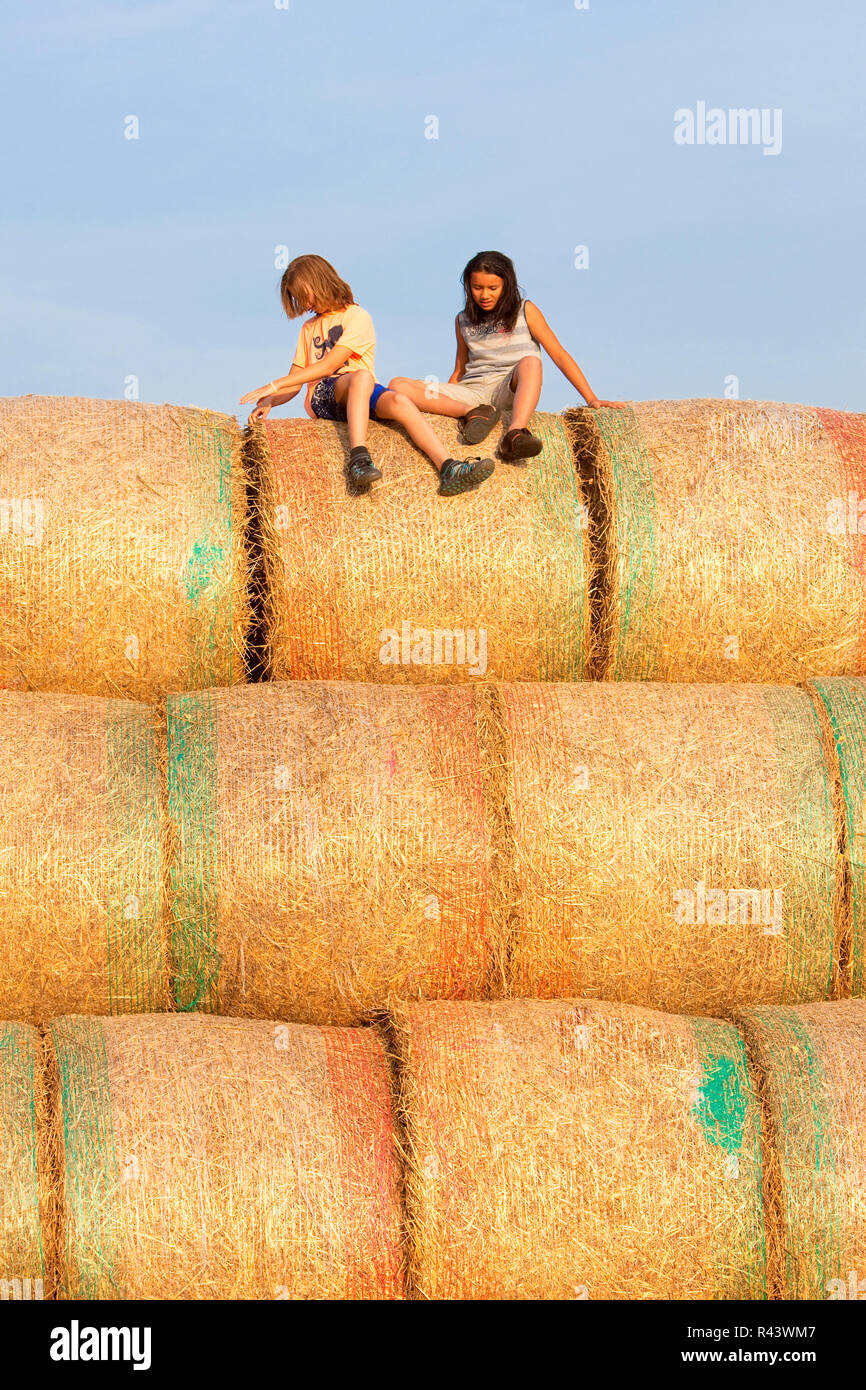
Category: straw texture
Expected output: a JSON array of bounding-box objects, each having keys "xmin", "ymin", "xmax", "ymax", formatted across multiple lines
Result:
[
  {"xmin": 568, "ymin": 401, "xmax": 866, "ymax": 682},
  {"xmin": 735, "ymin": 999, "xmax": 866, "ymax": 1299},
  {"xmin": 0, "ymin": 1022, "xmax": 46, "ymax": 1300},
  {"xmin": 51, "ymin": 1013, "xmax": 404, "ymax": 1299},
  {"xmin": 0, "ymin": 693, "xmax": 166, "ymax": 1022},
  {"xmin": 0, "ymin": 396, "xmax": 249, "ymax": 697},
  {"xmin": 808, "ymin": 677, "xmax": 866, "ymax": 997},
  {"xmin": 398, "ymin": 998, "xmax": 765, "ymax": 1299},
  {"xmin": 167, "ymin": 681, "xmax": 495, "ymax": 1022},
  {"xmin": 253, "ymin": 413, "xmax": 592, "ymax": 683},
  {"xmin": 498, "ymin": 681, "xmax": 837, "ymax": 1014}
]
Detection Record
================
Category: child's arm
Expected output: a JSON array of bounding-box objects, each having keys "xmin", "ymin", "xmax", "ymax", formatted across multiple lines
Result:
[
  {"xmin": 447, "ymin": 316, "xmax": 469, "ymax": 384},
  {"xmin": 524, "ymin": 302, "xmax": 626, "ymax": 408},
  {"xmin": 240, "ymin": 342, "xmax": 355, "ymax": 409}
]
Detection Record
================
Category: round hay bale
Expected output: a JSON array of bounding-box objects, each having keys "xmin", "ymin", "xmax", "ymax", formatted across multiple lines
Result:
[
  {"xmin": 567, "ymin": 401, "xmax": 866, "ymax": 681},
  {"xmin": 735, "ymin": 999, "xmax": 866, "ymax": 1299},
  {"xmin": 398, "ymin": 998, "xmax": 765, "ymax": 1300},
  {"xmin": 0, "ymin": 396, "xmax": 249, "ymax": 698},
  {"xmin": 252, "ymin": 413, "xmax": 592, "ymax": 683},
  {"xmin": 50, "ymin": 1013, "xmax": 403, "ymax": 1299},
  {"xmin": 0, "ymin": 1022, "xmax": 48, "ymax": 1301},
  {"xmin": 167, "ymin": 680, "xmax": 495, "ymax": 1021},
  {"xmin": 0, "ymin": 692, "xmax": 166, "ymax": 1021},
  {"xmin": 807, "ymin": 676, "xmax": 866, "ymax": 997},
  {"xmin": 496, "ymin": 681, "xmax": 838, "ymax": 1014}
]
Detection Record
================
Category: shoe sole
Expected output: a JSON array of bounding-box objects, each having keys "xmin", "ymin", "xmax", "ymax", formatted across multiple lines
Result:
[
  {"xmin": 461, "ymin": 408, "xmax": 501, "ymax": 445},
  {"xmin": 499, "ymin": 440, "xmax": 544, "ymax": 463},
  {"xmin": 439, "ymin": 459, "xmax": 495, "ymax": 496}
]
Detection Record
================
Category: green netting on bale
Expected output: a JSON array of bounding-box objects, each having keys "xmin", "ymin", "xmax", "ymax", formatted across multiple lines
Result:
[
  {"xmin": 105, "ymin": 701, "xmax": 164, "ymax": 1014},
  {"xmin": 809, "ymin": 677, "xmax": 866, "ymax": 995},
  {"xmin": 53, "ymin": 1016, "xmax": 120, "ymax": 1299},
  {"xmin": 0, "ymin": 1022, "xmax": 44, "ymax": 1295},
  {"xmin": 185, "ymin": 419, "xmax": 234, "ymax": 690},
  {"xmin": 760, "ymin": 687, "xmax": 837, "ymax": 1002},
  {"xmin": 738, "ymin": 1006, "xmax": 841, "ymax": 1299},
  {"xmin": 527, "ymin": 415, "xmax": 589, "ymax": 680},
  {"xmin": 166, "ymin": 690, "xmax": 220, "ymax": 1011},
  {"xmin": 594, "ymin": 406, "xmax": 659, "ymax": 680},
  {"xmin": 689, "ymin": 1017, "xmax": 766, "ymax": 1300}
]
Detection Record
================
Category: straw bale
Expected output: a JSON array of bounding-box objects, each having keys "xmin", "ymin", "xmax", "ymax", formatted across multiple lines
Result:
[
  {"xmin": 0, "ymin": 692, "xmax": 166, "ymax": 1021},
  {"xmin": 397, "ymin": 998, "xmax": 765, "ymax": 1299},
  {"xmin": 807, "ymin": 677, "xmax": 866, "ymax": 996},
  {"xmin": 0, "ymin": 396, "xmax": 250, "ymax": 697},
  {"xmin": 497, "ymin": 681, "xmax": 837, "ymax": 1014},
  {"xmin": 0, "ymin": 1021, "xmax": 48, "ymax": 1300},
  {"xmin": 252, "ymin": 413, "xmax": 592, "ymax": 683},
  {"xmin": 735, "ymin": 999, "xmax": 866, "ymax": 1299},
  {"xmin": 167, "ymin": 680, "xmax": 495, "ymax": 1021},
  {"xmin": 567, "ymin": 401, "xmax": 866, "ymax": 681},
  {"xmin": 50, "ymin": 1013, "xmax": 403, "ymax": 1299}
]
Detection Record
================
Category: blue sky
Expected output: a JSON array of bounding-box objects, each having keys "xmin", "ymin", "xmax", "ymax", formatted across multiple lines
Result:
[{"xmin": 1, "ymin": 0, "xmax": 863, "ymax": 418}]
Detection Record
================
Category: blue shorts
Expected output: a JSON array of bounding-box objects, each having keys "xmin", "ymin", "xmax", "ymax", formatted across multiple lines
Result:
[{"xmin": 310, "ymin": 375, "xmax": 391, "ymax": 422}]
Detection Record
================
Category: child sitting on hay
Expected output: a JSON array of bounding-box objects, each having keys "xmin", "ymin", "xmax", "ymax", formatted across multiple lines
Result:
[
  {"xmin": 241, "ymin": 254, "xmax": 495, "ymax": 496},
  {"xmin": 388, "ymin": 250, "xmax": 625, "ymax": 458}
]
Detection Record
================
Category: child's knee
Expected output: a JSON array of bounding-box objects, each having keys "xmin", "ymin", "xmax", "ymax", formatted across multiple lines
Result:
[
  {"xmin": 385, "ymin": 390, "xmax": 413, "ymax": 417},
  {"xmin": 349, "ymin": 369, "xmax": 374, "ymax": 390},
  {"xmin": 387, "ymin": 376, "xmax": 410, "ymax": 392},
  {"xmin": 518, "ymin": 355, "xmax": 543, "ymax": 377}
]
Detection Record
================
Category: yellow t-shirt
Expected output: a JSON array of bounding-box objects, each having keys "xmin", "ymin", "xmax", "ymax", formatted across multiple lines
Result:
[{"xmin": 292, "ymin": 304, "xmax": 377, "ymax": 378}]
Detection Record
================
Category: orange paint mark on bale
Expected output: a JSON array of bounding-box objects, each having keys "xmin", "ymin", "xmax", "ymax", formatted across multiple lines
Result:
[
  {"xmin": 266, "ymin": 419, "xmax": 344, "ymax": 680},
  {"xmin": 322, "ymin": 1027, "xmax": 404, "ymax": 1299}
]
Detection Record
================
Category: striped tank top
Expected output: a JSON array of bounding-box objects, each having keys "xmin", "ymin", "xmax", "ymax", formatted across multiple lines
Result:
[{"xmin": 457, "ymin": 298, "xmax": 542, "ymax": 383}]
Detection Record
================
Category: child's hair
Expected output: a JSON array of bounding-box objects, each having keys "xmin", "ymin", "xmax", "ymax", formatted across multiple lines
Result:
[
  {"xmin": 461, "ymin": 250, "xmax": 522, "ymax": 333},
  {"xmin": 280, "ymin": 254, "xmax": 354, "ymax": 318}
]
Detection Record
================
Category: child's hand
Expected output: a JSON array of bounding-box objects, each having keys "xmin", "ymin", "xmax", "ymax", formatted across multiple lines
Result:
[
  {"xmin": 240, "ymin": 384, "xmax": 274, "ymax": 405},
  {"xmin": 248, "ymin": 399, "xmax": 272, "ymax": 423},
  {"xmin": 586, "ymin": 397, "xmax": 628, "ymax": 409}
]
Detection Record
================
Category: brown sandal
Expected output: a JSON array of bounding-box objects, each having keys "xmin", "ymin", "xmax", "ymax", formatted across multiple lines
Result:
[
  {"xmin": 499, "ymin": 427, "xmax": 543, "ymax": 462},
  {"xmin": 461, "ymin": 404, "xmax": 501, "ymax": 444}
]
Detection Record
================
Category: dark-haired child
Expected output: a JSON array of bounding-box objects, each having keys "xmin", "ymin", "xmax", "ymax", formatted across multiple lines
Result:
[{"xmin": 389, "ymin": 250, "xmax": 625, "ymax": 461}]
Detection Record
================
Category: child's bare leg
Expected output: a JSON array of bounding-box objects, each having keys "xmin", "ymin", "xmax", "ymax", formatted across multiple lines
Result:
[
  {"xmin": 506, "ymin": 356, "xmax": 544, "ymax": 431},
  {"xmin": 387, "ymin": 376, "xmax": 468, "ymax": 419},
  {"xmin": 375, "ymin": 390, "xmax": 449, "ymax": 470},
  {"xmin": 333, "ymin": 371, "xmax": 375, "ymax": 448}
]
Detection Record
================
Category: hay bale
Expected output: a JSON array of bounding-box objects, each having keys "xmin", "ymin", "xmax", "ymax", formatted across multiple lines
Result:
[
  {"xmin": 808, "ymin": 677, "xmax": 866, "ymax": 997},
  {"xmin": 252, "ymin": 413, "xmax": 592, "ymax": 683},
  {"xmin": 735, "ymin": 999, "xmax": 866, "ymax": 1299},
  {"xmin": 497, "ymin": 681, "xmax": 837, "ymax": 1014},
  {"xmin": 0, "ymin": 692, "xmax": 166, "ymax": 1021},
  {"xmin": 51, "ymin": 1013, "xmax": 403, "ymax": 1299},
  {"xmin": 568, "ymin": 401, "xmax": 866, "ymax": 681},
  {"xmin": 167, "ymin": 680, "xmax": 495, "ymax": 1021},
  {"xmin": 0, "ymin": 1022, "xmax": 48, "ymax": 1300},
  {"xmin": 0, "ymin": 396, "xmax": 249, "ymax": 698},
  {"xmin": 398, "ymin": 998, "xmax": 765, "ymax": 1299}
]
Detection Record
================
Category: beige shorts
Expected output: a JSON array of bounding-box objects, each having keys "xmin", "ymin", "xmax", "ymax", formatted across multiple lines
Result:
[{"xmin": 434, "ymin": 369, "xmax": 517, "ymax": 412}]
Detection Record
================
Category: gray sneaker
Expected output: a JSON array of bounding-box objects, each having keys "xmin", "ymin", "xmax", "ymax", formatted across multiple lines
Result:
[{"xmin": 439, "ymin": 456, "xmax": 495, "ymax": 496}]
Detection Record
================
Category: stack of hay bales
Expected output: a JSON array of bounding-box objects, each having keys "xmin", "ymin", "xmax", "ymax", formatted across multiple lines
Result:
[
  {"xmin": 166, "ymin": 680, "xmax": 496, "ymax": 1020},
  {"xmin": 396, "ymin": 998, "xmax": 766, "ymax": 1299},
  {"xmin": 495, "ymin": 680, "xmax": 839, "ymax": 1014},
  {"xmin": 0, "ymin": 1022, "xmax": 48, "ymax": 1300},
  {"xmin": 0, "ymin": 692, "xmax": 166, "ymax": 1022},
  {"xmin": 568, "ymin": 401, "xmax": 866, "ymax": 682},
  {"xmin": 49, "ymin": 1013, "xmax": 404, "ymax": 1299},
  {"xmin": 251, "ymin": 414, "xmax": 592, "ymax": 683},
  {"xmin": 0, "ymin": 397, "xmax": 249, "ymax": 698},
  {"xmin": 736, "ymin": 999, "xmax": 866, "ymax": 1299}
]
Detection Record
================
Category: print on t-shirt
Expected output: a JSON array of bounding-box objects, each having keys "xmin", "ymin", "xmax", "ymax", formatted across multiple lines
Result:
[{"xmin": 312, "ymin": 324, "xmax": 344, "ymax": 359}]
